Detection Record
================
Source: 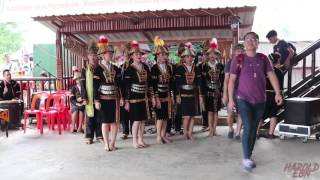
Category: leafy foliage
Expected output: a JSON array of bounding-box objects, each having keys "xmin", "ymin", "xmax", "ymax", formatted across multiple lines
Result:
[{"xmin": 0, "ymin": 22, "xmax": 23, "ymax": 60}]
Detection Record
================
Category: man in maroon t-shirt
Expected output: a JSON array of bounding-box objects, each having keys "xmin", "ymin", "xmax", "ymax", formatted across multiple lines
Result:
[{"xmin": 228, "ymin": 32, "xmax": 283, "ymax": 172}]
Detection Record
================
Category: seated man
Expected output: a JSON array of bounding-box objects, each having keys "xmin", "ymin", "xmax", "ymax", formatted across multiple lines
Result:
[
  {"xmin": 0, "ymin": 69, "xmax": 21, "ymax": 100},
  {"xmin": 0, "ymin": 69, "xmax": 22, "ymax": 129}
]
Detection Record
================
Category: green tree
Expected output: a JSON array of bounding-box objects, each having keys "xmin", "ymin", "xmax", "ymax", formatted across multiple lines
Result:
[{"xmin": 0, "ymin": 22, "xmax": 23, "ymax": 61}]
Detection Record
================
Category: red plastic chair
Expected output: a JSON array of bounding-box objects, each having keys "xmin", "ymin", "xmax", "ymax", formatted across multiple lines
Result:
[
  {"xmin": 49, "ymin": 93, "xmax": 71, "ymax": 132},
  {"xmin": 58, "ymin": 94, "xmax": 71, "ymax": 131},
  {"xmin": 55, "ymin": 93, "xmax": 71, "ymax": 130},
  {"xmin": 24, "ymin": 92, "xmax": 49, "ymax": 134},
  {"xmin": 55, "ymin": 90, "xmax": 72, "ymax": 109},
  {"xmin": 45, "ymin": 94, "xmax": 63, "ymax": 135}
]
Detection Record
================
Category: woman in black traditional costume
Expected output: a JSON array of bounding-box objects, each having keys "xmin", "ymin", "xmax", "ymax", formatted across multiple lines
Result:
[
  {"xmin": 201, "ymin": 38, "xmax": 224, "ymax": 137},
  {"xmin": 96, "ymin": 36, "xmax": 122, "ymax": 151},
  {"xmin": 151, "ymin": 36, "xmax": 174, "ymax": 144},
  {"xmin": 124, "ymin": 41, "xmax": 153, "ymax": 148},
  {"xmin": 175, "ymin": 42, "xmax": 203, "ymax": 140}
]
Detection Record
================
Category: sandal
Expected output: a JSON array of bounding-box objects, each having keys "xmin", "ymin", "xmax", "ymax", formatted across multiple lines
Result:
[
  {"xmin": 86, "ymin": 139, "xmax": 93, "ymax": 145},
  {"xmin": 133, "ymin": 144, "xmax": 143, "ymax": 149},
  {"xmin": 163, "ymin": 137, "xmax": 172, "ymax": 143},
  {"xmin": 188, "ymin": 136, "xmax": 196, "ymax": 141},
  {"xmin": 77, "ymin": 128, "xmax": 84, "ymax": 133},
  {"xmin": 139, "ymin": 143, "xmax": 150, "ymax": 148},
  {"xmin": 104, "ymin": 146, "xmax": 110, "ymax": 151},
  {"xmin": 110, "ymin": 146, "xmax": 118, "ymax": 151}
]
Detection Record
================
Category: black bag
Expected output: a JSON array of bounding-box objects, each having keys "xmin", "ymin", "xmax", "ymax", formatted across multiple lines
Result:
[{"xmin": 288, "ymin": 42, "xmax": 297, "ymax": 56}]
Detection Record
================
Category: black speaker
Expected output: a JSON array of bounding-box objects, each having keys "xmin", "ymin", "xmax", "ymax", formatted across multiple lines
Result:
[{"xmin": 285, "ymin": 97, "xmax": 320, "ymax": 126}]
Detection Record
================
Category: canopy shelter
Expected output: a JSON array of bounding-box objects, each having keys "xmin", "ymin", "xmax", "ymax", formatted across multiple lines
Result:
[{"xmin": 33, "ymin": 6, "xmax": 256, "ymax": 89}]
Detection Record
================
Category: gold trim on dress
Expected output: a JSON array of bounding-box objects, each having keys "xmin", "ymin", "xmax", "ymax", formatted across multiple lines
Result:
[
  {"xmin": 101, "ymin": 63, "xmax": 116, "ymax": 83},
  {"xmin": 131, "ymin": 63, "xmax": 147, "ymax": 83},
  {"xmin": 129, "ymin": 99, "xmax": 146, "ymax": 103},
  {"xmin": 181, "ymin": 94, "xmax": 195, "ymax": 97},
  {"xmin": 100, "ymin": 95, "xmax": 118, "ymax": 100}
]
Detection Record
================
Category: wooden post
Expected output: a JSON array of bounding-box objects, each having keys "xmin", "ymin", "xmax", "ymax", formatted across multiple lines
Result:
[
  {"xmin": 56, "ymin": 31, "xmax": 63, "ymax": 90},
  {"xmin": 231, "ymin": 22, "xmax": 239, "ymax": 46},
  {"xmin": 230, "ymin": 18, "xmax": 240, "ymax": 59}
]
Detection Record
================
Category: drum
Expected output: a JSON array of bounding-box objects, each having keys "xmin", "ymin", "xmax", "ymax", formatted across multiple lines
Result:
[
  {"xmin": 0, "ymin": 108, "xmax": 9, "ymax": 137},
  {"xmin": 0, "ymin": 100, "xmax": 24, "ymax": 129}
]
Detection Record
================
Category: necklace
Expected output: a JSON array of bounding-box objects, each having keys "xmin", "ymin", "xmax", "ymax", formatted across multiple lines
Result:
[
  {"xmin": 249, "ymin": 60, "xmax": 259, "ymax": 78},
  {"xmin": 132, "ymin": 63, "xmax": 147, "ymax": 82}
]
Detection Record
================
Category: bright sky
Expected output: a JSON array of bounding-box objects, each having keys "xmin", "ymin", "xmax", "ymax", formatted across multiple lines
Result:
[{"xmin": 3, "ymin": 0, "xmax": 320, "ymax": 47}]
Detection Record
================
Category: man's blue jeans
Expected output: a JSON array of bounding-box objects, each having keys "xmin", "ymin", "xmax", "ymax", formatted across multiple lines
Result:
[{"xmin": 237, "ymin": 99, "xmax": 265, "ymax": 159}]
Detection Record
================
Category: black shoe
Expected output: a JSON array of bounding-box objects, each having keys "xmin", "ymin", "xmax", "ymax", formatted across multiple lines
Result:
[
  {"xmin": 121, "ymin": 134, "xmax": 128, "ymax": 140},
  {"xmin": 228, "ymin": 131, "xmax": 234, "ymax": 139},
  {"xmin": 266, "ymin": 134, "xmax": 276, "ymax": 139},
  {"xmin": 235, "ymin": 135, "xmax": 241, "ymax": 140},
  {"xmin": 250, "ymin": 159, "xmax": 257, "ymax": 168},
  {"xmin": 256, "ymin": 134, "xmax": 260, "ymax": 140}
]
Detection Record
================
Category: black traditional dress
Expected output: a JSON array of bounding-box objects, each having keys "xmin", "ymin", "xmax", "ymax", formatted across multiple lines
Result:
[
  {"xmin": 175, "ymin": 63, "xmax": 202, "ymax": 117},
  {"xmin": 70, "ymin": 84, "xmax": 85, "ymax": 113},
  {"xmin": 201, "ymin": 61, "xmax": 224, "ymax": 112},
  {"xmin": 124, "ymin": 63, "xmax": 152, "ymax": 121},
  {"xmin": 96, "ymin": 63, "xmax": 121, "ymax": 124},
  {"xmin": 119, "ymin": 61, "xmax": 132, "ymax": 135},
  {"xmin": 151, "ymin": 63, "xmax": 174, "ymax": 120}
]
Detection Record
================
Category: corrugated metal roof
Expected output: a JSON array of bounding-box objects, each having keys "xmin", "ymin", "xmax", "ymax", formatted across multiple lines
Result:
[
  {"xmin": 34, "ymin": 6, "xmax": 256, "ymax": 60},
  {"xmin": 33, "ymin": 6, "xmax": 256, "ymax": 22}
]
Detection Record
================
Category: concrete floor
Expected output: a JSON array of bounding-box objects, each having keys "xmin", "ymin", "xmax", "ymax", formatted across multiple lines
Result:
[{"xmin": 1, "ymin": 125, "xmax": 320, "ymax": 180}]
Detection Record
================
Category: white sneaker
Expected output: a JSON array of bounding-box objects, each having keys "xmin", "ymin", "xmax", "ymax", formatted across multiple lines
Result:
[{"xmin": 242, "ymin": 159, "xmax": 253, "ymax": 172}]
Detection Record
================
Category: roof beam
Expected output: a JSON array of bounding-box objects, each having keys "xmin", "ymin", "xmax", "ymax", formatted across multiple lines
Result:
[
  {"xmin": 201, "ymin": 9, "xmax": 215, "ymax": 16},
  {"xmin": 140, "ymin": 31, "xmax": 153, "ymax": 43},
  {"xmin": 60, "ymin": 15, "xmax": 233, "ymax": 33},
  {"xmin": 68, "ymin": 25, "xmax": 235, "ymax": 35},
  {"xmin": 183, "ymin": 10, "xmax": 194, "ymax": 16},
  {"xmin": 65, "ymin": 33, "xmax": 87, "ymax": 46},
  {"xmin": 118, "ymin": 13, "xmax": 130, "ymax": 19},
  {"xmin": 150, "ymin": 12, "xmax": 161, "ymax": 18},
  {"xmin": 86, "ymin": 15, "xmax": 95, "ymax": 21}
]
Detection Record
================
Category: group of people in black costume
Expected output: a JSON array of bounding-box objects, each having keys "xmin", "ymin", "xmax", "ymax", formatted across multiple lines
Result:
[{"xmin": 71, "ymin": 35, "xmax": 231, "ymax": 151}]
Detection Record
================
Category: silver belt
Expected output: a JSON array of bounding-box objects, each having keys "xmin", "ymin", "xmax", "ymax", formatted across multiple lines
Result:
[
  {"xmin": 131, "ymin": 89, "xmax": 146, "ymax": 94},
  {"xmin": 131, "ymin": 84, "xmax": 146, "ymax": 94},
  {"xmin": 158, "ymin": 88, "xmax": 169, "ymax": 92},
  {"xmin": 100, "ymin": 90, "xmax": 116, "ymax": 95},
  {"xmin": 132, "ymin": 83, "xmax": 146, "ymax": 88},
  {"xmin": 206, "ymin": 82, "xmax": 218, "ymax": 90},
  {"xmin": 158, "ymin": 84, "xmax": 169, "ymax": 88},
  {"xmin": 181, "ymin": 85, "xmax": 195, "ymax": 90},
  {"xmin": 100, "ymin": 85, "xmax": 116, "ymax": 91}
]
